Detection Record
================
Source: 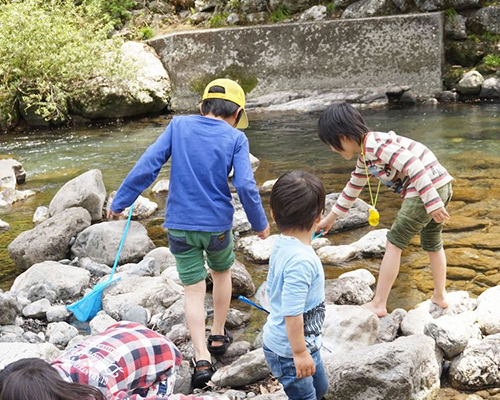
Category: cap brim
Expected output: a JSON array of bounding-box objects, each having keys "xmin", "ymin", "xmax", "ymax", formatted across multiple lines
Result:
[{"xmin": 236, "ymin": 109, "xmax": 249, "ymax": 129}]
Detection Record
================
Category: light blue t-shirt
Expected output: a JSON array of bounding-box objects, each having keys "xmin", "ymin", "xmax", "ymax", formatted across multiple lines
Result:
[{"xmin": 263, "ymin": 235, "xmax": 325, "ymax": 358}]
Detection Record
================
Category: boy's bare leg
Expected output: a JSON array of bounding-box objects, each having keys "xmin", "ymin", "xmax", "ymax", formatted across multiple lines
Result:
[
  {"xmin": 363, "ymin": 241, "xmax": 403, "ymax": 317},
  {"xmin": 209, "ymin": 268, "xmax": 232, "ymax": 347},
  {"xmin": 428, "ymin": 248, "xmax": 449, "ymax": 308},
  {"xmin": 184, "ymin": 280, "xmax": 212, "ymax": 363}
]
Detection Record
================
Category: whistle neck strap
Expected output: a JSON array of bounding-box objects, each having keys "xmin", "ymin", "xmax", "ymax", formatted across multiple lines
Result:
[{"xmin": 360, "ymin": 142, "xmax": 381, "ymax": 209}]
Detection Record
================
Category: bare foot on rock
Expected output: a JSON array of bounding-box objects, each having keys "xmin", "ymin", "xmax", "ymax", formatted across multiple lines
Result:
[
  {"xmin": 431, "ymin": 294, "xmax": 449, "ymax": 309},
  {"xmin": 362, "ymin": 301, "xmax": 387, "ymax": 317}
]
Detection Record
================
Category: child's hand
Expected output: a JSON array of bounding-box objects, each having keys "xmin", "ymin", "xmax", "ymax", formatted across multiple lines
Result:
[
  {"xmin": 430, "ymin": 207, "xmax": 450, "ymax": 223},
  {"xmin": 107, "ymin": 209, "xmax": 124, "ymax": 219},
  {"xmin": 292, "ymin": 349, "xmax": 316, "ymax": 379},
  {"xmin": 316, "ymin": 212, "xmax": 338, "ymax": 235},
  {"xmin": 257, "ymin": 224, "xmax": 271, "ymax": 239}
]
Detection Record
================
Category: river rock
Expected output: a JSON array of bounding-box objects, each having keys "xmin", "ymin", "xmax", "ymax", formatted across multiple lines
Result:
[
  {"xmin": 173, "ymin": 360, "xmax": 192, "ymax": 395},
  {"xmin": 33, "ymin": 206, "xmax": 50, "ymax": 225},
  {"xmin": 219, "ymin": 341, "xmax": 253, "ymax": 366},
  {"xmin": 352, "ymin": 229, "xmax": 388, "ymax": 256},
  {"xmin": 115, "ymin": 303, "xmax": 149, "ymax": 326},
  {"xmin": 419, "ymin": 290, "xmax": 476, "ymax": 319},
  {"xmin": 322, "ymin": 305, "xmax": 379, "ymax": 360},
  {"xmin": 145, "ymin": 247, "xmax": 176, "ymax": 272},
  {"xmin": 342, "ymin": 0, "xmax": 398, "ymax": 18},
  {"xmin": 166, "ymin": 324, "xmax": 190, "ymax": 347},
  {"xmin": 391, "ymin": 0, "xmax": 414, "ymax": 12},
  {"xmin": 228, "ymin": 260, "xmax": 256, "ymax": 297},
  {"xmin": 0, "ymin": 342, "xmax": 61, "ymax": 369},
  {"xmin": 475, "ymin": 286, "xmax": 500, "ymax": 335},
  {"xmin": 400, "ymin": 306, "xmax": 434, "ymax": 336},
  {"xmin": 325, "ymin": 277, "xmax": 374, "ymax": 305},
  {"xmin": 467, "ymin": 5, "xmax": 500, "ymax": 35},
  {"xmin": 479, "ymin": 77, "xmax": 500, "ymax": 99},
  {"xmin": 339, "ymin": 268, "xmax": 376, "ymax": 287},
  {"xmin": 46, "ymin": 321, "xmax": 78, "ymax": 348},
  {"xmin": 71, "ymin": 41, "xmax": 171, "ymax": 119},
  {"xmin": 152, "ymin": 179, "xmax": 169, "ymax": 193},
  {"xmin": 211, "ymin": 348, "xmax": 270, "ymax": 387},
  {"xmin": 11, "ymin": 261, "xmax": 90, "ymax": 300},
  {"xmin": 0, "ymin": 188, "xmax": 36, "ymax": 208},
  {"xmin": 0, "ymin": 159, "xmax": 25, "ymax": 189},
  {"xmin": 114, "ymin": 257, "xmax": 160, "ymax": 278},
  {"xmin": 0, "ymin": 218, "xmax": 9, "ymax": 232},
  {"xmin": 260, "ymin": 179, "xmax": 277, "ymax": 193},
  {"xmin": 27, "ymin": 284, "xmax": 57, "ymax": 303},
  {"xmin": 219, "ymin": 308, "xmax": 251, "ymax": 330},
  {"xmin": 450, "ymin": 333, "xmax": 500, "ymax": 390},
  {"xmin": 424, "ymin": 311, "xmax": 479, "ymax": 358},
  {"xmin": 22, "ymin": 299, "xmax": 51, "ymax": 319},
  {"xmin": 413, "ymin": 0, "xmax": 442, "ymax": 11},
  {"xmin": 376, "ymin": 308, "xmax": 407, "ymax": 343},
  {"xmin": 324, "ymin": 194, "xmax": 370, "ymax": 232},
  {"xmin": 299, "ymin": 5, "xmax": 327, "ymax": 20},
  {"xmin": 71, "ymin": 220, "xmax": 155, "ymax": 266},
  {"xmin": 89, "ymin": 311, "xmax": 118, "ymax": 335},
  {"xmin": 457, "ymin": 71, "xmax": 484, "ymax": 95},
  {"xmin": 317, "ymin": 244, "xmax": 357, "ymax": 264},
  {"xmin": 154, "ymin": 298, "xmax": 186, "ymax": 333},
  {"xmin": 232, "ymin": 194, "xmax": 252, "ymax": 234},
  {"xmin": 78, "ymin": 257, "xmax": 112, "ymax": 277},
  {"xmin": 445, "ymin": 13, "xmax": 467, "ymax": 40},
  {"xmin": 0, "ymin": 293, "xmax": 20, "ymax": 325},
  {"xmin": 49, "ymin": 170, "xmax": 106, "ymax": 221},
  {"xmin": 8, "ymin": 207, "xmax": 92, "ymax": 270},
  {"xmin": 244, "ymin": 235, "xmax": 277, "ymax": 263},
  {"xmin": 46, "ymin": 305, "xmax": 71, "ymax": 323},
  {"xmin": 161, "ymin": 267, "xmax": 181, "ymax": 285},
  {"xmin": 108, "ymin": 192, "xmax": 158, "ymax": 219},
  {"xmin": 324, "ymin": 335, "xmax": 442, "ymax": 400}
]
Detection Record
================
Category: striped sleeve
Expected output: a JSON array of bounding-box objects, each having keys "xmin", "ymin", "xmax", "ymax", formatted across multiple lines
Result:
[
  {"xmin": 332, "ymin": 157, "xmax": 367, "ymax": 217},
  {"xmin": 374, "ymin": 138, "xmax": 444, "ymax": 213}
]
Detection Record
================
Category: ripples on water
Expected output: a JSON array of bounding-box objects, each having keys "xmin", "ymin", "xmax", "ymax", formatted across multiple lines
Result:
[{"xmin": 1, "ymin": 104, "xmax": 499, "ymax": 316}]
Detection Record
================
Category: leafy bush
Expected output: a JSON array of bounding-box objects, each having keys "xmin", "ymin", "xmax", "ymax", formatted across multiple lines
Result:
[
  {"xmin": 208, "ymin": 13, "xmax": 229, "ymax": 27},
  {"xmin": 483, "ymin": 54, "xmax": 500, "ymax": 68},
  {"xmin": 0, "ymin": 0, "xmax": 127, "ymax": 125},
  {"xmin": 84, "ymin": 0, "xmax": 137, "ymax": 28},
  {"xmin": 270, "ymin": 5, "xmax": 291, "ymax": 23},
  {"xmin": 138, "ymin": 26, "xmax": 155, "ymax": 40}
]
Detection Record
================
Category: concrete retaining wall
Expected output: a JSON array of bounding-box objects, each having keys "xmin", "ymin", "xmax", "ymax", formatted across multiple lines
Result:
[{"xmin": 148, "ymin": 13, "xmax": 444, "ymax": 110}]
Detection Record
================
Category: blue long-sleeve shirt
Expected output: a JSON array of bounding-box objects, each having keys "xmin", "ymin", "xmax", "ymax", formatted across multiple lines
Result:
[{"xmin": 110, "ymin": 115, "xmax": 268, "ymax": 233}]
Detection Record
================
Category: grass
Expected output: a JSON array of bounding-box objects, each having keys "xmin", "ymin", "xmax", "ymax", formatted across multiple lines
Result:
[
  {"xmin": 269, "ymin": 5, "xmax": 291, "ymax": 23},
  {"xmin": 483, "ymin": 54, "xmax": 500, "ymax": 68}
]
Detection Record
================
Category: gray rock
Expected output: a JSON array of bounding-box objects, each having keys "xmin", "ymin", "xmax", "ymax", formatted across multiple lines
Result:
[
  {"xmin": 246, "ymin": 12, "xmax": 268, "ymax": 23},
  {"xmin": 219, "ymin": 341, "xmax": 253, "ymax": 366},
  {"xmin": 228, "ymin": 260, "xmax": 256, "ymax": 298},
  {"xmin": 0, "ymin": 159, "xmax": 25, "ymax": 190},
  {"xmin": 227, "ymin": 12, "xmax": 240, "ymax": 25},
  {"xmin": 173, "ymin": 360, "xmax": 192, "ymax": 395},
  {"xmin": 166, "ymin": 323, "xmax": 190, "ymax": 347},
  {"xmin": 447, "ymin": 0, "xmax": 480, "ymax": 10},
  {"xmin": 27, "ymin": 284, "xmax": 57, "ymax": 303},
  {"xmin": 260, "ymin": 179, "xmax": 277, "ymax": 194},
  {"xmin": 224, "ymin": 308, "xmax": 251, "ymax": 329},
  {"xmin": 46, "ymin": 305, "xmax": 71, "ymax": 322},
  {"xmin": 400, "ymin": 306, "xmax": 434, "ymax": 336},
  {"xmin": 476, "ymin": 286, "xmax": 500, "ymax": 335},
  {"xmin": 269, "ymin": 0, "xmax": 310, "ymax": 12},
  {"xmin": 211, "ymin": 348, "xmax": 270, "ymax": 387},
  {"xmin": 445, "ymin": 13, "xmax": 467, "ymax": 40},
  {"xmin": 0, "ymin": 342, "xmax": 61, "ymax": 369},
  {"xmin": 155, "ymin": 298, "xmax": 186, "ymax": 333},
  {"xmin": 317, "ymin": 244, "xmax": 357, "ymax": 264},
  {"xmin": 148, "ymin": 0, "xmax": 174, "ymax": 13},
  {"xmin": 22, "ymin": 331, "xmax": 44, "ymax": 344},
  {"xmin": 0, "ymin": 188, "xmax": 36, "ymax": 208},
  {"xmin": 115, "ymin": 257, "xmax": 160, "ymax": 278},
  {"xmin": 118, "ymin": 304, "xmax": 149, "ymax": 326},
  {"xmin": 89, "ymin": 312, "xmax": 118, "ymax": 335},
  {"xmin": 71, "ymin": 220, "xmax": 155, "ymax": 267},
  {"xmin": 0, "ymin": 325, "xmax": 24, "ymax": 338},
  {"xmin": 391, "ymin": 0, "xmax": 414, "ymax": 12},
  {"xmin": 243, "ymin": 235, "xmax": 277, "ymax": 263},
  {"xmin": 479, "ymin": 77, "xmax": 500, "ymax": 99},
  {"xmin": 325, "ymin": 194, "xmax": 370, "ymax": 232},
  {"xmin": 8, "ymin": 207, "xmax": 92, "ymax": 270},
  {"xmin": 46, "ymin": 321, "xmax": 79, "ymax": 348},
  {"xmin": 338, "ymin": 269, "xmax": 376, "ymax": 287},
  {"xmin": 436, "ymin": 90, "xmax": 459, "ymax": 103},
  {"xmin": 311, "ymin": 237, "xmax": 332, "ymax": 251},
  {"xmin": 325, "ymin": 277, "xmax": 374, "ymax": 305},
  {"xmin": 161, "ymin": 267, "xmax": 181, "ymax": 285},
  {"xmin": 324, "ymin": 335, "xmax": 442, "ymax": 399},
  {"xmin": 413, "ymin": 0, "xmax": 443, "ymax": 11},
  {"xmin": 49, "ymin": 170, "xmax": 106, "ymax": 221},
  {"xmin": 342, "ymin": 0, "xmax": 398, "ymax": 18},
  {"xmin": 66, "ymin": 335, "xmax": 85, "ymax": 350},
  {"xmin": 0, "ymin": 293, "xmax": 20, "ymax": 325},
  {"xmin": 422, "ymin": 290, "xmax": 476, "ymax": 319},
  {"xmin": 22, "ymin": 299, "xmax": 51, "ymax": 319},
  {"xmin": 299, "ymin": 5, "xmax": 327, "ymax": 21},
  {"xmin": 195, "ymin": 0, "xmax": 216, "ymax": 12},
  {"xmin": 450, "ymin": 333, "xmax": 500, "ymax": 390},
  {"xmin": 33, "ymin": 206, "xmax": 50, "ymax": 225},
  {"xmin": 0, "ymin": 218, "xmax": 9, "ymax": 232},
  {"xmin": 399, "ymin": 91, "xmax": 418, "ymax": 105},
  {"xmin": 108, "ymin": 192, "xmax": 158, "ymax": 220},
  {"xmin": 457, "ymin": 71, "xmax": 484, "ymax": 95},
  {"xmin": 376, "ymin": 308, "xmax": 407, "ymax": 343},
  {"xmin": 71, "ymin": 42, "xmax": 171, "ymax": 119},
  {"xmin": 232, "ymin": 194, "xmax": 252, "ymax": 234},
  {"xmin": 78, "ymin": 257, "xmax": 112, "ymax": 277},
  {"xmin": 467, "ymin": 5, "xmax": 500, "ymax": 34},
  {"xmin": 188, "ymin": 11, "xmax": 211, "ymax": 24},
  {"xmin": 11, "ymin": 261, "xmax": 90, "ymax": 301},
  {"xmin": 145, "ymin": 247, "xmax": 176, "ymax": 273},
  {"xmin": 152, "ymin": 179, "xmax": 169, "ymax": 194},
  {"xmin": 238, "ymin": 0, "xmax": 268, "ymax": 13}
]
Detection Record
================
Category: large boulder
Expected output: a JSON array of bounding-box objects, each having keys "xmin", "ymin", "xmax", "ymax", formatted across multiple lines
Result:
[
  {"xmin": 211, "ymin": 348, "xmax": 270, "ymax": 387},
  {"xmin": 324, "ymin": 194, "xmax": 369, "ymax": 232},
  {"xmin": 445, "ymin": 13, "xmax": 467, "ymax": 40},
  {"xmin": 70, "ymin": 42, "xmax": 171, "ymax": 119},
  {"xmin": 0, "ymin": 159, "xmax": 26, "ymax": 190},
  {"xmin": 475, "ymin": 286, "xmax": 500, "ymax": 335},
  {"xmin": 342, "ymin": 0, "xmax": 398, "ymax": 18},
  {"xmin": 325, "ymin": 276, "xmax": 374, "ymax": 305},
  {"xmin": 8, "ymin": 207, "xmax": 92, "ymax": 270},
  {"xmin": 467, "ymin": 5, "xmax": 500, "ymax": 35},
  {"xmin": 479, "ymin": 77, "xmax": 500, "ymax": 99},
  {"xmin": 49, "ymin": 170, "xmax": 106, "ymax": 221},
  {"xmin": 457, "ymin": 71, "xmax": 484, "ymax": 95},
  {"xmin": 10, "ymin": 261, "xmax": 90, "ymax": 301},
  {"xmin": 71, "ymin": 220, "xmax": 155, "ymax": 266},
  {"xmin": 324, "ymin": 335, "xmax": 442, "ymax": 400}
]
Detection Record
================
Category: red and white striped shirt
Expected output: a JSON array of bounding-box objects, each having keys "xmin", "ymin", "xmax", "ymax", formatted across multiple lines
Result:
[{"xmin": 333, "ymin": 131, "xmax": 453, "ymax": 217}]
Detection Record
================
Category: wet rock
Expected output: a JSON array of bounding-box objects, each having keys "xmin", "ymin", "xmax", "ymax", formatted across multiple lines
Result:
[
  {"xmin": 376, "ymin": 308, "xmax": 407, "ymax": 343},
  {"xmin": 22, "ymin": 299, "xmax": 51, "ymax": 319},
  {"xmin": 27, "ymin": 284, "xmax": 57, "ymax": 303},
  {"xmin": 443, "ymin": 215, "xmax": 489, "ymax": 232},
  {"xmin": 324, "ymin": 335, "xmax": 442, "ymax": 399},
  {"xmin": 11, "ymin": 261, "xmax": 90, "ymax": 301},
  {"xmin": 152, "ymin": 178, "xmax": 169, "ymax": 194},
  {"xmin": 479, "ymin": 77, "xmax": 500, "ymax": 99},
  {"xmin": 0, "ymin": 218, "xmax": 9, "ymax": 232},
  {"xmin": 49, "ymin": 170, "xmax": 106, "ymax": 221},
  {"xmin": 89, "ymin": 311, "xmax": 118, "ymax": 335},
  {"xmin": 325, "ymin": 194, "xmax": 370, "ymax": 232},
  {"xmin": 445, "ymin": 248, "xmax": 497, "ymax": 272},
  {"xmin": 342, "ymin": 0, "xmax": 398, "ymax": 18},
  {"xmin": 46, "ymin": 321, "xmax": 78, "ymax": 348},
  {"xmin": 445, "ymin": 14, "xmax": 467, "ymax": 40},
  {"xmin": 33, "ymin": 206, "xmax": 50, "ymax": 225},
  {"xmin": 145, "ymin": 247, "xmax": 176, "ymax": 273},
  {"xmin": 0, "ymin": 159, "xmax": 26, "ymax": 189},
  {"xmin": 325, "ymin": 277, "xmax": 374, "ymax": 305},
  {"xmin": 424, "ymin": 311, "xmax": 479, "ymax": 358},
  {"xmin": 78, "ymin": 257, "xmax": 112, "ymax": 277},
  {"xmin": 450, "ymin": 333, "xmax": 500, "ymax": 390},
  {"xmin": 457, "ymin": 71, "xmax": 484, "ymax": 95},
  {"xmin": 299, "ymin": 5, "xmax": 327, "ymax": 20},
  {"xmin": 436, "ymin": 90, "xmax": 459, "ymax": 103},
  {"xmin": 467, "ymin": 5, "xmax": 500, "ymax": 35},
  {"xmin": 71, "ymin": 220, "xmax": 155, "ymax": 266},
  {"xmin": 46, "ymin": 305, "xmax": 71, "ymax": 323},
  {"xmin": 8, "ymin": 207, "xmax": 92, "ymax": 270},
  {"xmin": 0, "ymin": 293, "xmax": 20, "ymax": 325},
  {"xmin": 452, "ymin": 232, "xmax": 500, "ymax": 250},
  {"xmin": 0, "ymin": 342, "xmax": 61, "ymax": 369},
  {"xmin": 71, "ymin": 42, "xmax": 171, "ymax": 119},
  {"xmin": 0, "ymin": 188, "xmax": 36, "ymax": 208},
  {"xmin": 260, "ymin": 179, "xmax": 277, "ymax": 193},
  {"xmin": 211, "ymin": 348, "xmax": 270, "ymax": 387},
  {"xmin": 476, "ymin": 286, "xmax": 500, "ymax": 335}
]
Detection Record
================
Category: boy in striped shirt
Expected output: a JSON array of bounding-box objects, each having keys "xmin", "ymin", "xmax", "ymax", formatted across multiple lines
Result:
[{"xmin": 316, "ymin": 102, "xmax": 453, "ymax": 317}]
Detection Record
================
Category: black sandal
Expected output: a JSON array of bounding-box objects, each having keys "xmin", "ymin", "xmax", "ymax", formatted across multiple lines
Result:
[
  {"xmin": 207, "ymin": 328, "xmax": 233, "ymax": 356},
  {"xmin": 192, "ymin": 359, "xmax": 216, "ymax": 389}
]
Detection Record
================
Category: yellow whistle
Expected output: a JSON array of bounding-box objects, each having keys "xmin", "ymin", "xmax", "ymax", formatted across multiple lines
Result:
[{"xmin": 368, "ymin": 208, "xmax": 380, "ymax": 227}]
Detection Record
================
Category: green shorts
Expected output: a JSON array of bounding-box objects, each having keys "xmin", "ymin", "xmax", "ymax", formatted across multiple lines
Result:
[
  {"xmin": 167, "ymin": 229, "xmax": 235, "ymax": 286},
  {"xmin": 387, "ymin": 182, "xmax": 453, "ymax": 252}
]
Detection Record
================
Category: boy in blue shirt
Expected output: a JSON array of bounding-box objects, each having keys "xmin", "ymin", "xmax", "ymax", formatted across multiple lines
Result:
[
  {"xmin": 263, "ymin": 171, "xmax": 328, "ymax": 400},
  {"xmin": 108, "ymin": 79, "xmax": 270, "ymax": 389}
]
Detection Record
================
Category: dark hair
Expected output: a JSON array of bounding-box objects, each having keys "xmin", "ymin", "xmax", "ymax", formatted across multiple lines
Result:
[
  {"xmin": 270, "ymin": 171, "xmax": 326, "ymax": 232},
  {"xmin": 318, "ymin": 102, "xmax": 369, "ymax": 151},
  {"xmin": 0, "ymin": 358, "xmax": 106, "ymax": 400},
  {"xmin": 201, "ymin": 85, "xmax": 242, "ymax": 124}
]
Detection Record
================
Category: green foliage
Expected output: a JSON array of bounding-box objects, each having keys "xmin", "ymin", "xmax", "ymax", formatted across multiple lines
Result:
[
  {"xmin": 208, "ymin": 12, "xmax": 229, "ymax": 27},
  {"xmin": 481, "ymin": 31, "xmax": 500, "ymax": 43},
  {"xmin": 269, "ymin": 5, "xmax": 291, "ymax": 23},
  {"xmin": 445, "ymin": 7, "xmax": 458, "ymax": 20},
  {"xmin": 138, "ymin": 26, "xmax": 155, "ymax": 40},
  {"xmin": 190, "ymin": 65, "xmax": 258, "ymax": 96},
  {"xmin": 483, "ymin": 54, "xmax": 500, "ymax": 68},
  {"xmin": 0, "ymin": 0, "xmax": 128, "ymax": 125},
  {"xmin": 84, "ymin": 0, "xmax": 137, "ymax": 28},
  {"xmin": 326, "ymin": 2, "xmax": 336, "ymax": 16}
]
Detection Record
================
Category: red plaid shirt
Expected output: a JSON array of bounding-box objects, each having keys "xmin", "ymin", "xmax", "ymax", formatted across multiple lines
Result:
[{"xmin": 51, "ymin": 322, "xmax": 210, "ymax": 400}]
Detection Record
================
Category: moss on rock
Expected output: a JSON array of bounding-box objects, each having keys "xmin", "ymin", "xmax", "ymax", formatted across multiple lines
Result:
[{"xmin": 189, "ymin": 65, "xmax": 259, "ymax": 96}]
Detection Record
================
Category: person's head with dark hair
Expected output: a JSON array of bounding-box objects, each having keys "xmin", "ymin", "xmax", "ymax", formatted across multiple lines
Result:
[
  {"xmin": 318, "ymin": 102, "xmax": 369, "ymax": 157},
  {"xmin": 0, "ymin": 358, "xmax": 105, "ymax": 400},
  {"xmin": 270, "ymin": 170, "xmax": 326, "ymax": 234},
  {"xmin": 200, "ymin": 78, "xmax": 248, "ymax": 129}
]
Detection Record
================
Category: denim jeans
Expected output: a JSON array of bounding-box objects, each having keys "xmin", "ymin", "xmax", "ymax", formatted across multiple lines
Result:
[{"xmin": 263, "ymin": 344, "xmax": 328, "ymax": 400}]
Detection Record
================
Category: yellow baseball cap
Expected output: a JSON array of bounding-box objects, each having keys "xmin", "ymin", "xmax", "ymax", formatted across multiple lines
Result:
[{"xmin": 202, "ymin": 78, "xmax": 249, "ymax": 129}]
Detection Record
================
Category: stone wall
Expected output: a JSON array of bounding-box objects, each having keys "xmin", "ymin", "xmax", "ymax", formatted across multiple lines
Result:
[{"xmin": 149, "ymin": 13, "xmax": 444, "ymax": 110}]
